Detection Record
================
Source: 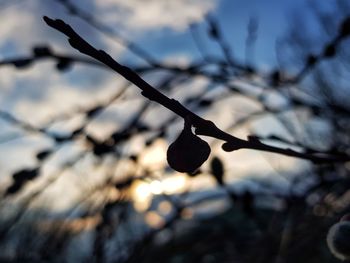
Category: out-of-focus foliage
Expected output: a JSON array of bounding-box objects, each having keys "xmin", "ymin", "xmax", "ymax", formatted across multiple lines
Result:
[{"xmin": 0, "ymin": 0, "xmax": 349, "ymax": 262}]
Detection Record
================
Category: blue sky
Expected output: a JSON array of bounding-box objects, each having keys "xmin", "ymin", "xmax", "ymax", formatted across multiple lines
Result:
[
  {"xmin": 0, "ymin": 0, "xmax": 337, "ymax": 69},
  {"xmin": 119, "ymin": 0, "xmax": 310, "ymax": 67}
]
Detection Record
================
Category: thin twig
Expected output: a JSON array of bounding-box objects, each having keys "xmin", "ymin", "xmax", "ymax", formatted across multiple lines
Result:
[{"xmin": 43, "ymin": 16, "xmax": 350, "ymax": 163}]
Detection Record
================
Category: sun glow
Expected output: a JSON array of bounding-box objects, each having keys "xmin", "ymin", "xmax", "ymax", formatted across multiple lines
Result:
[{"xmin": 131, "ymin": 174, "xmax": 188, "ymax": 212}]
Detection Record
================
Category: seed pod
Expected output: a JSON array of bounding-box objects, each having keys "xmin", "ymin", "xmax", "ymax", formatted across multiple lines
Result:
[{"xmin": 167, "ymin": 118, "xmax": 211, "ymax": 173}]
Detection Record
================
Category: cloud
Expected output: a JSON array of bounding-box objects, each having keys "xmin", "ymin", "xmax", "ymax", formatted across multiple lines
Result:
[
  {"xmin": 0, "ymin": 0, "xmax": 219, "ymax": 113},
  {"xmin": 96, "ymin": 0, "xmax": 217, "ymax": 32}
]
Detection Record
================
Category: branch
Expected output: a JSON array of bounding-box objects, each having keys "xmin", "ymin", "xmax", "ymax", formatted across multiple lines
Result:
[
  {"xmin": 0, "ymin": 45, "xmax": 105, "ymax": 70},
  {"xmin": 43, "ymin": 16, "xmax": 350, "ymax": 163},
  {"xmin": 55, "ymin": 0, "xmax": 158, "ymax": 66}
]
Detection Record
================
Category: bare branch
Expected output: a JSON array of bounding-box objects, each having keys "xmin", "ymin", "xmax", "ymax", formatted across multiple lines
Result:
[{"xmin": 43, "ymin": 16, "xmax": 350, "ymax": 163}]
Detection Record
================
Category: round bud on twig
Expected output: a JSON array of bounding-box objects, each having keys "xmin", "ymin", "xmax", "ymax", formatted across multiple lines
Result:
[{"xmin": 167, "ymin": 117, "xmax": 211, "ymax": 173}]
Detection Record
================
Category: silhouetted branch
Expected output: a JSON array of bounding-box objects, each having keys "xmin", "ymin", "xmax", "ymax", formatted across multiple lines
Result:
[
  {"xmin": 0, "ymin": 45, "xmax": 105, "ymax": 70},
  {"xmin": 55, "ymin": 0, "xmax": 158, "ymax": 65},
  {"xmin": 0, "ymin": 152, "xmax": 86, "ymax": 242},
  {"xmin": 284, "ymin": 16, "xmax": 350, "ymax": 84},
  {"xmin": 43, "ymin": 16, "xmax": 350, "ymax": 164},
  {"xmin": 245, "ymin": 16, "xmax": 258, "ymax": 67}
]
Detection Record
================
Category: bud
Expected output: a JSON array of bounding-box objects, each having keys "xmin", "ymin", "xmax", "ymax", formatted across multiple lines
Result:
[
  {"xmin": 210, "ymin": 156, "xmax": 225, "ymax": 185},
  {"xmin": 167, "ymin": 118, "xmax": 211, "ymax": 173}
]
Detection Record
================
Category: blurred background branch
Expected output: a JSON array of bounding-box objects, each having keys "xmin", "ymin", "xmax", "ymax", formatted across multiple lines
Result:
[{"xmin": 0, "ymin": 0, "xmax": 349, "ymax": 262}]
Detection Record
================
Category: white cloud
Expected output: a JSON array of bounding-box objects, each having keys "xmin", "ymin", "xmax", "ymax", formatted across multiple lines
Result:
[{"xmin": 97, "ymin": 0, "xmax": 217, "ymax": 32}]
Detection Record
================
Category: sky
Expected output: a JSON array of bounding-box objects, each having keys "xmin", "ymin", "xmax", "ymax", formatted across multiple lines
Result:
[
  {"xmin": 0, "ymin": 0, "xmax": 346, "ymax": 212},
  {"xmin": 0, "ymin": 0, "xmax": 317, "ymax": 120}
]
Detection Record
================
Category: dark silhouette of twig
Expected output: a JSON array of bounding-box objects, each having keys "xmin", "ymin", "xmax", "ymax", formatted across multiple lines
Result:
[
  {"xmin": 245, "ymin": 16, "xmax": 258, "ymax": 68},
  {"xmin": 189, "ymin": 23, "xmax": 212, "ymax": 62},
  {"xmin": 0, "ymin": 152, "xmax": 86, "ymax": 242},
  {"xmin": 0, "ymin": 80, "xmax": 130, "ymax": 144},
  {"xmin": 206, "ymin": 15, "xmax": 238, "ymax": 71},
  {"xmin": 287, "ymin": 16, "xmax": 350, "ymax": 84},
  {"xmin": 43, "ymin": 16, "xmax": 350, "ymax": 164},
  {"xmin": 55, "ymin": 0, "xmax": 158, "ymax": 66},
  {"xmin": 0, "ymin": 45, "xmax": 105, "ymax": 70}
]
